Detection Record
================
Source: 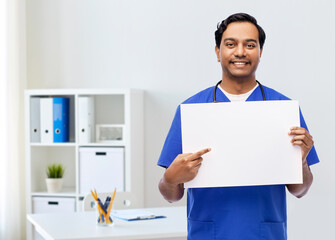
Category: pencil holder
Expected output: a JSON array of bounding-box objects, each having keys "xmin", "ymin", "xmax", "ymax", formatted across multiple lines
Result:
[
  {"xmin": 96, "ymin": 204, "xmax": 113, "ymax": 227},
  {"xmin": 91, "ymin": 189, "xmax": 116, "ymax": 227}
]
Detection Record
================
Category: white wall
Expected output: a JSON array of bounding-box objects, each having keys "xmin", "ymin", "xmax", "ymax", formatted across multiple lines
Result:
[{"xmin": 26, "ymin": 0, "xmax": 335, "ymax": 239}]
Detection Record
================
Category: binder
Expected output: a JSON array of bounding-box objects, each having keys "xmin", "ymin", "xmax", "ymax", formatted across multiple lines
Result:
[
  {"xmin": 30, "ymin": 97, "xmax": 41, "ymax": 143},
  {"xmin": 78, "ymin": 96, "xmax": 94, "ymax": 143},
  {"xmin": 40, "ymin": 98, "xmax": 53, "ymax": 143},
  {"xmin": 53, "ymin": 97, "xmax": 70, "ymax": 142}
]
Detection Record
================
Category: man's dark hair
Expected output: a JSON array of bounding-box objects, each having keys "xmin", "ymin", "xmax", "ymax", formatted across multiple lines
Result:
[{"xmin": 215, "ymin": 13, "xmax": 266, "ymax": 49}]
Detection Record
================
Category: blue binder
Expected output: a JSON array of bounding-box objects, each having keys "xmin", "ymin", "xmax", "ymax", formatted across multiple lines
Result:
[{"xmin": 53, "ymin": 97, "xmax": 70, "ymax": 142}]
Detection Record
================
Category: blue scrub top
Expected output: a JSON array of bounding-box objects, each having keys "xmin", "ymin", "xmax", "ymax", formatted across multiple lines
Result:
[{"xmin": 157, "ymin": 85, "xmax": 319, "ymax": 240}]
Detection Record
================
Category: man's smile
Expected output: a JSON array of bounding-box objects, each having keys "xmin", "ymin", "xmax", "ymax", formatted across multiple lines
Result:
[
  {"xmin": 230, "ymin": 60, "xmax": 250, "ymax": 67},
  {"xmin": 230, "ymin": 60, "xmax": 250, "ymax": 68}
]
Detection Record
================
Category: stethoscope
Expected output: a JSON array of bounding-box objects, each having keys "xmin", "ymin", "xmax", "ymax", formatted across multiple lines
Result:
[{"xmin": 213, "ymin": 80, "xmax": 266, "ymax": 102}]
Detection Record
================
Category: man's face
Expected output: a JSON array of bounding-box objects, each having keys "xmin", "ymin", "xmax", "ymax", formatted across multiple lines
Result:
[{"xmin": 215, "ymin": 21, "xmax": 262, "ymax": 81}]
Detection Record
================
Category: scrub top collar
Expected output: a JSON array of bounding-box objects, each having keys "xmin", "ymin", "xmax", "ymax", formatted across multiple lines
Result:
[{"xmin": 214, "ymin": 84, "xmax": 264, "ymax": 103}]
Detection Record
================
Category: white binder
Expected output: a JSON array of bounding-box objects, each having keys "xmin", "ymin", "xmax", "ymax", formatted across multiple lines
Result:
[
  {"xmin": 78, "ymin": 96, "xmax": 95, "ymax": 143},
  {"xmin": 30, "ymin": 97, "xmax": 41, "ymax": 143},
  {"xmin": 79, "ymin": 147, "xmax": 125, "ymax": 195},
  {"xmin": 40, "ymin": 98, "xmax": 53, "ymax": 143}
]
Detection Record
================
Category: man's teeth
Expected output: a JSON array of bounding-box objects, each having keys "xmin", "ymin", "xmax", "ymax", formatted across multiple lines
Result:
[{"xmin": 233, "ymin": 62, "xmax": 247, "ymax": 65}]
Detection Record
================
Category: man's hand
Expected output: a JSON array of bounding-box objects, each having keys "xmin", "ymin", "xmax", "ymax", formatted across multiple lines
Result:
[
  {"xmin": 287, "ymin": 126, "xmax": 314, "ymax": 198},
  {"xmin": 289, "ymin": 126, "xmax": 314, "ymax": 160},
  {"xmin": 158, "ymin": 148, "xmax": 211, "ymax": 202},
  {"xmin": 164, "ymin": 148, "xmax": 211, "ymax": 185}
]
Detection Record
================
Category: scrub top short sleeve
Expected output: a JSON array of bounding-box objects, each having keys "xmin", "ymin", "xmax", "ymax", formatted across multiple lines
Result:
[
  {"xmin": 299, "ymin": 108, "xmax": 319, "ymax": 166},
  {"xmin": 157, "ymin": 105, "xmax": 182, "ymax": 168}
]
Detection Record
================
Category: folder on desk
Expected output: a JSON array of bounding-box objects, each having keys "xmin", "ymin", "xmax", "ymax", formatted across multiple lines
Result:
[
  {"xmin": 53, "ymin": 97, "xmax": 70, "ymax": 142},
  {"xmin": 111, "ymin": 209, "xmax": 166, "ymax": 221},
  {"xmin": 30, "ymin": 97, "xmax": 41, "ymax": 143},
  {"xmin": 40, "ymin": 98, "xmax": 53, "ymax": 143}
]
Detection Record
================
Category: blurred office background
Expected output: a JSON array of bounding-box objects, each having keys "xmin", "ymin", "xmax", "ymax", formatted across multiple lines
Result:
[{"xmin": 1, "ymin": 0, "xmax": 334, "ymax": 239}]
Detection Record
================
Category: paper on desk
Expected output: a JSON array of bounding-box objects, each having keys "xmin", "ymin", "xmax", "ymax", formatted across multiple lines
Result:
[
  {"xmin": 110, "ymin": 209, "xmax": 166, "ymax": 221},
  {"xmin": 181, "ymin": 100, "xmax": 302, "ymax": 188}
]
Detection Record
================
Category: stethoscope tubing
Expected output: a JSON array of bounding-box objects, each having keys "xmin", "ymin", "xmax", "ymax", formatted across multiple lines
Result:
[{"xmin": 213, "ymin": 80, "xmax": 266, "ymax": 102}]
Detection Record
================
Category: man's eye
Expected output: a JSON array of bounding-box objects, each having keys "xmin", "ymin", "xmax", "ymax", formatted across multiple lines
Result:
[
  {"xmin": 226, "ymin": 43, "xmax": 235, "ymax": 47},
  {"xmin": 247, "ymin": 44, "xmax": 256, "ymax": 48}
]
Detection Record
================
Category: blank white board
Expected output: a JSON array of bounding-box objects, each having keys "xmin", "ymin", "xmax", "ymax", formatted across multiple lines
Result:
[{"xmin": 181, "ymin": 100, "xmax": 302, "ymax": 188}]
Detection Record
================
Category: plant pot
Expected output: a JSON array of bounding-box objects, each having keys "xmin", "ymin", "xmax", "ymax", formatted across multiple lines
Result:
[{"xmin": 46, "ymin": 178, "xmax": 63, "ymax": 193}]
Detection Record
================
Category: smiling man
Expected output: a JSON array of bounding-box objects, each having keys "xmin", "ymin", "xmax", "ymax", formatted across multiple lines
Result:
[
  {"xmin": 216, "ymin": 21, "xmax": 262, "ymax": 92},
  {"xmin": 157, "ymin": 13, "xmax": 319, "ymax": 240}
]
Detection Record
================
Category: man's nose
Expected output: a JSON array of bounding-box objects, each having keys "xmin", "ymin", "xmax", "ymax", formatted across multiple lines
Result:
[{"xmin": 234, "ymin": 44, "xmax": 246, "ymax": 57}]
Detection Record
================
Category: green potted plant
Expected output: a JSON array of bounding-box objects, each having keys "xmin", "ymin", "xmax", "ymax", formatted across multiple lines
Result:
[{"xmin": 45, "ymin": 163, "xmax": 65, "ymax": 193}]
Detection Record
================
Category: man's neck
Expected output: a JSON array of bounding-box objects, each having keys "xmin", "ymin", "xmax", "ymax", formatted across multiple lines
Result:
[{"xmin": 220, "ymin": 76, "xmax": 258, "ymax": 95}]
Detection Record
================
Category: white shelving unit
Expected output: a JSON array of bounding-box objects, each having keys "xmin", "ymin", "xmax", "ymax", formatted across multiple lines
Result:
[{"xmin": 25, "ymin": 89, "xmax": 144, "ymax": 240}]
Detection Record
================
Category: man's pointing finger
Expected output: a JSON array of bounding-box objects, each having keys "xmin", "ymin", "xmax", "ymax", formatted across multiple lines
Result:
[{"xmin": 190, "ymin": 148, "xmax": 211, "ymax": 160}]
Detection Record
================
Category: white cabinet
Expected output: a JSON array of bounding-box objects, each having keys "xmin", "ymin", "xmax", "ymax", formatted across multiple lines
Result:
[
  {"xmin": 33, "ymin": 197, "xmax": 76, "ymax": 213},
  {"xmin": 32, "ymin": 197, "xmax": 76, "ymax": 240},
  {"xmin": 25, "ymin": 89, "xmax": 144, "ymax": 240},
  {"xmin": 79, "ymin": 147, "xmax": 125, "ymax": 194}
]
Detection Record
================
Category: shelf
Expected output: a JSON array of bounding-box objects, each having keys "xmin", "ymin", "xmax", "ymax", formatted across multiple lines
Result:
[
  {"xmin": 30, "ymin": 142, "xmax": 76, "ymax": 147},
  {"xmin": 78, "ymin": 142, "xmax": 126, "ymax": 147},
  {"xmin": 30, "ymin": 142, "xmax": 126, "ymax": 147},
  {"xmin": 25, "ymin": 88, "xmax": 144, "ymax": 240},
  {"xmin": 31, "ymin": 188, "xmax": 76, "ymax": 197}
]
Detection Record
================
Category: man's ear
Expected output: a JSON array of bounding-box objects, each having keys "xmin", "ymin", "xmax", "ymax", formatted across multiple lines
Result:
[
  {"xmin": 215, "ymin": 46, "xmax": 220, "ymax": 62},
  {"xmin": 260, "ymin": 48, "xmax": 263, "ymax": 58}
]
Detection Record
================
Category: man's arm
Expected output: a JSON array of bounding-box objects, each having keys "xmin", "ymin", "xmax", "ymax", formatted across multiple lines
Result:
[
  {"xmin": 286, "ymin": 127, "xmax": 314, "ymax": 198},
  {"xmin": 158, "ymin": 148, "xmax": 211, "ymax": 203},
  {"xmin": 158, "ymin": 175, "xmax": 185, "ymax": 203}
]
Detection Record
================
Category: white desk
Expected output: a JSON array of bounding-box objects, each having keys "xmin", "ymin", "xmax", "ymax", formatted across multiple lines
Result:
[{"xmin": 27, "ymin": 206, "xmax": 187, "ymax": 240}]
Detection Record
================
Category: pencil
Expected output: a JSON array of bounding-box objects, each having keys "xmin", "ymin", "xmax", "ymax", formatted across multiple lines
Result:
[
  {"xmin": 91, "ymin": 190, "xmax": 103, "ymax": 223},
  {"xmin": 106, "ymin": 188, "xmax": 116, "ymax": 223},
  {"xmin": 91, "ymin": 190, "xmax": 107, "ymax": 222}
]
